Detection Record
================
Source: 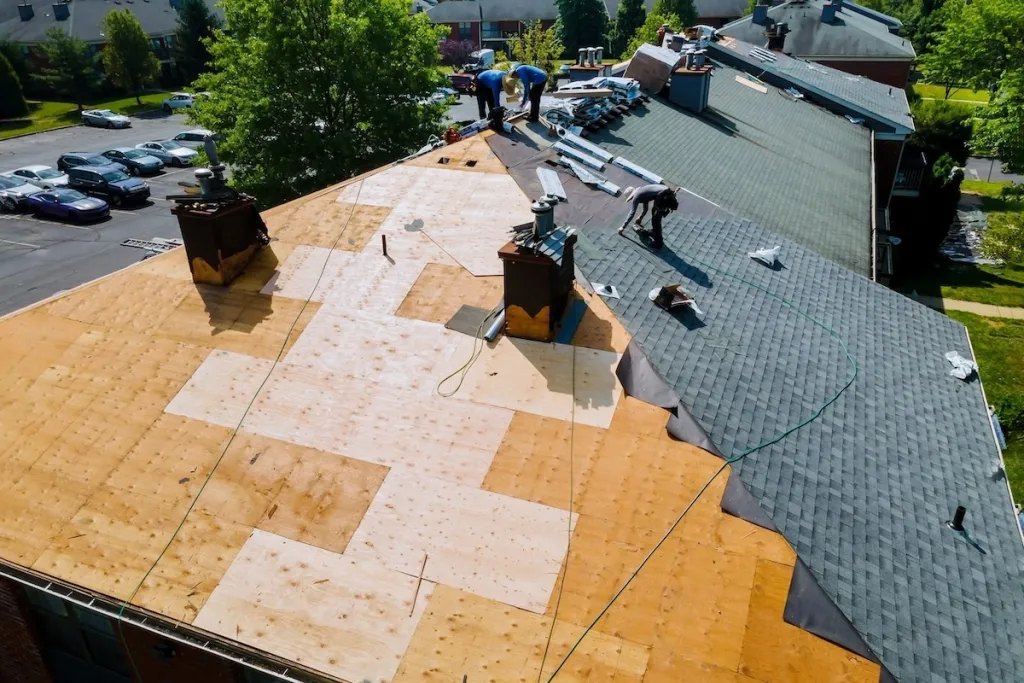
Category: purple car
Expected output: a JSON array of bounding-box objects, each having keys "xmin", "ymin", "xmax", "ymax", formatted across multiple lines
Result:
[{"xmin": 25, "ymin": 189, "xmax": 109, "ymax": 222}]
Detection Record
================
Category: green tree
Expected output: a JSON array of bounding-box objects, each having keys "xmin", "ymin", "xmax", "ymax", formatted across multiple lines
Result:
[
  {"xmin": 554, "ymin": 0, "xmax": 608, "ymax": 56},
  {"xmin": 921, "ymin": 0, "xmax": 1024, "ymax": 92},
  {"xmin": 0, "ymin": 51, "xmax": 28, "ymax": 119},
  {"xmin": 610, "ymin": 0, "xmax": 646, "ymax": 57},
  {"xmin": 508, "ymin": 21, "xmax": 563, "ymax": 77},
  {"xmin": 37, "ymin": 28, "xmax": 101, "ymax": 111},
  {"xmin": 975, "ymin": 69, "xmax": 1024, "ymax": 173},
  {"xmin": 625, "ymin": 11, "xmax": 682, "ymax": 57},
  {"xmin": 981, "ymin": 211, "xmax": 1024, "ymax": 263},
  {"xmin": 909, "ymin": 99, "xmax": 974, "ymax": 166},
  {"xmin": 191, "ymin": 0, "xmax": 447, "ymax": 207},
  {"xmin": 653, "ymin": 0, "xmax": 696, "ymax": 26},
  {"xmin": 102, "ymin": 10, "xmax": 161, "ymax": 105},
  {"xmin": 174, "ymin": 0, "xmax": 222, "ymax": 84},
  {"xmin": 0, "ymin": 41, "xmax": 29, "ymax": 92}
]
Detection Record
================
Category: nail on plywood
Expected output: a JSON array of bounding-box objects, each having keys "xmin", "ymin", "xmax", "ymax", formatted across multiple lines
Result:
[
  {"xmin": 395, "ymin": 263, "xmax": 503, "ymax": 326},
  {"xmin": 195, "ymin": 529, "xmax": 432, "ymax": 683},
  {"xmin": 394, "ymin": 585, "xmax": 650, "ymax": 683},
  {"xmin": 133, "ymin": 510, "xmax": 252, "ymax": 623},
  {"xmin": 284, "ymin": 308, "xmax": 463, "ymax": 393},
  {"xmin": 0, "ymin": 468, "xmax": 93, "ymax": 566},
  {"xmin": 257, "ymin": 446, "xmax": 388, "ymax": 554},
  {"xmin": 644, "ymin": 652, "xmax": 766, "ymax": 683},
  {"xmin": 346, "ymin": 470, "xmax": 575, "ymax": 613},
  {"xmin": 444, "ymin": 336, "xmax": 621, "ymax": 429},
  {"xmin": 168, "ymin": 351, "xmax": 514, "ymax": 486},
  {"xmin": 738, "ymin": 560, "xmax": 880, "ymax": 683}
]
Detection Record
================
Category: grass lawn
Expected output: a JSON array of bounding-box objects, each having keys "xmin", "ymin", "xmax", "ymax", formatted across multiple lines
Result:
[
  {"xmin": 0, "ymin": 91, "xmax": 170, "ymax": 140},
  {"xmin": 961, "ymin": 179, "xmax": 1012, "ymax": 199},
  {"xmin": 912, "ymin": 83, "xmax": 991, "ymax": 104},
  {"xmin": 947, "ymin": 311, "xmax": 1024, "ymax": 501}
]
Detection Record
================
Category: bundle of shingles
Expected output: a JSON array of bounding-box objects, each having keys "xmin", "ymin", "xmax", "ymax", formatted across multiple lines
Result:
[{"xmin": 542, "ymin": 77, "xmax": 650, "ymax": 132}]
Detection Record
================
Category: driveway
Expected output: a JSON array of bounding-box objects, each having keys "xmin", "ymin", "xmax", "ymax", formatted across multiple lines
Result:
[
  {"xmin": 0, "ymin": 112, "xmax": 196, "ymax": 316},
  {"xmin": 964, "ymin": 157, "xmax": 1024, "ymax": 184}
]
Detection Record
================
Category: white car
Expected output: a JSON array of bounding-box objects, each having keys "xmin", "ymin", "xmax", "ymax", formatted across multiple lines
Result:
[
  {"xmin": 0, "ymin": 175, "xmax": 43, "ymax": 211},
  {"xmin": 171, "ymin": 129, "xmax": 219, "ymax": 150},
  {"xmin": 5, "ymin": 165, "xmax": 70, "ymax": 189},
  {"xmin": 161, "ymin": 92, "xmax": 208, "ymax": 113},
  {"xmin": 135, "ymin": 140, "xmax": 199, "ymax": 167},
  {"xmin": 81, "ymin": 109, "xmax": 132, "ymax": 128}
]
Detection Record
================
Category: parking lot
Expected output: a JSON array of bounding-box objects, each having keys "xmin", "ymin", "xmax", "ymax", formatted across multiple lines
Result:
[{"xmin": 0, "ymin": 112, "xmax": 196, "ymax": 316}]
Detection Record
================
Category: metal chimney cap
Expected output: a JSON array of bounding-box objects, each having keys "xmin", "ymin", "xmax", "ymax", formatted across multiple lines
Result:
[{"xmin": 531, "ymin": 199, "xmax": 552, "ymax": 214}]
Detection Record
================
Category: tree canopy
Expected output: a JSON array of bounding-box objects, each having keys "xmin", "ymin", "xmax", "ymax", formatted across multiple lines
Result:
[
  {"xmin": 975, "ymin": 69, "xmax": 1024, "ymax": 173},
  {"xmin": 38, "ymin": 28, "xmax": 101, "ymax": 111},
  {"xmin": 653, "ymin": 0, "xmax": 696, "ymax": 27},
  {"xmin": 174, "ymin": 0, "xmax": 222, "ymax": 84},
  {"xmin": 554, "ymin": 0, "xmax": 608, "ymax": 56},
  {"xmin": 610, "ymin": 0, "xmax": 646, "ymax": 58},
  {"xmin": 0, "ymin": 51, "xmax": 28, "ymax": 119},
  {"xmin": 439, "ymin": 38, "xmax": 475, "ymax": 67},
  {"xmin": 191, "ymin": 0, "xmax": 447, "ymax": 207},
  {"xmin": 625, "ymin": 11, "xmax": 682, "ymax": 57},
  {"xmin": 508, "ymin": 20, "xmax": 563, "ymax": 77},
  {"xmin": 921, "ymin": 0, "xmax": 1024, "ymax": 92},
  {"xmin": 102, "ymin": 10, "xmax": 161, "ymax": 104}
]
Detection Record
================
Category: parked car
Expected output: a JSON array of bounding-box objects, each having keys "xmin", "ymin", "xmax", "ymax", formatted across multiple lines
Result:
[
  {"xmin": 57, "ymin": 152, "xmax": 127, "ymax": 174},
  {"xmin": 67, "ymin": 165, "xmax": 150, "ymax": 207},
  {"xmin": 101, "ymin": 148, "xmax": 164, "ymax": 175},
  {"xmin": 5, "ymin": 165, "xmax": 69, "ymax": 189},
  {"xmin": 135, "ymin": 140, "xmax": 198, "ymax": 167},
  {"xmin": 0, "ymin": 175, "xmax": 43, "ymax": 211},
  {"xmin": 170, "ymin": 129, "xmax": 219, "ymax": 150},
  {"xmin": 447, "ymin": 72, "xmax": 475, "ymax": 93},
  {"xmin": 81, "ymin": 109, "xmax": 132, "ymax": 128},
  {"xmin": 24, "ymin": 189, "xmax": 109, "ymax": 222},
  {"xmin": 161, "ymin": 92, "xmax": 208, "ymax": 112}
]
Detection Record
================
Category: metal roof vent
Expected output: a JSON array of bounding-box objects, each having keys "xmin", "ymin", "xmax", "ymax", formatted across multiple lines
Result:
[
  {"xmin": 17, "ymin": 3, "xmax": 34, "ymax": 20},
  {"xmin": 752, "ymin": 2, "xmax": 769, "ymax": 25},
  {"xmin": 946, "ymin": 505, "xmax": 966, "ymax": 532},
  {"xmin": 52, "ymin": 2, "xmax": 69, "ymax": 20},
  {"xmin": 821, "ymin": 1, "xmax": 838, "ymax": 24}
]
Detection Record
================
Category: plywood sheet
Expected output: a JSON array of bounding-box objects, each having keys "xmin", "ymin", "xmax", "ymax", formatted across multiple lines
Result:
[
  {"xmin": 257, "ymin": 446, "xmax": 388, "ymax": 554},
  {"xmin": 194, "ymin": 529, "xmax": 432, "ymax": 683},
  {"xmin": 571, "ymin": 288, "xmax": 631, "ymax": 354},
  {"xmin": 445, "ymin": 336, "xmax": 621, "ymax": 429},
  {"xmin": 0, "ymin": 468, "xmax": 92, "ymax": 566},
  {"xmin": 644, "ymin": 653, "xmax": 765, "ymax": 683},
  {"xmin": 338, "ymin": 164, "xmax": 425, "ymax": 207},
  {"xmin": 260, "ymin": 246, "xmax": 428, "ymax": 316},
  {"xmin": 156, "ymin": 285, "xmax": 319, "ymax": 361},
  {"xmin": 40, "ymin": 272, "xmax": 195, "ymax": 334},
  {"xmin": 133, "ymin": 511, "xmax": 252, "ymax": 623},
  {"xmin": 284, "ymin": 309, "xmax": 463, "ymax": 393},
  {"xmin": 395, "ymin": 585, "xmax": 650, "ymax": 683},
  {"xmin": 270, "ymin": 195, "xmax": 392, "ymax": 251},
  {"xmin": 739, "ymin": 560, "xmax": 880, "ymax": 683},
  {"xmin": 405, "ymin": 135, "xmax": 509, "ymax": 175},
  {"xmin": 168, "ymin": 351, "xmax": 514, "ymax": 485},
  {"xmin": 394, "ymin": 263, "xmax": 503, "ymax": 325},
  {"xmin": 346, "ymin": 470, "xmax": 575, "ymax": 613}
]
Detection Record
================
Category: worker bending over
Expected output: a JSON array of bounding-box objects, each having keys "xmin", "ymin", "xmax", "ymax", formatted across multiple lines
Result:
[
  {"xmin": 508, "ymin": 64, "xmax": 548, "ymax": 123},
  {"xmin": 473, "ymin": 69, "xmax": 507, "ymax": 120},
  {"xmin": 617, "ymin": 184, "xmax": 680, "ymax": 250}
]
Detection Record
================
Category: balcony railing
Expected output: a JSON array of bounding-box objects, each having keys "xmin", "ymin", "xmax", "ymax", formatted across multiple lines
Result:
[{"xmin": 893, "ymin": 167, "xmax": 924, "ymax": 197}]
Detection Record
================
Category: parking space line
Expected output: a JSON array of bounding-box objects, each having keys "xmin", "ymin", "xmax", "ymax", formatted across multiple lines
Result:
[{"xmin": 0, "ymin": 237, "xmax": 39, "ymax": 249}]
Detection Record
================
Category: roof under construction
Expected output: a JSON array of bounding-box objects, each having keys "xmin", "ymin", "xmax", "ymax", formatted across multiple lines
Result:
[{"xmin": 0, "ymin": 75, "xmax": 1020, "ymax": 683}]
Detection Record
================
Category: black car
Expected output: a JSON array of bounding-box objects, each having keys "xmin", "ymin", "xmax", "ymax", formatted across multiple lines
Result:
[
  {"xmin": 101, "ymin": 148, "xmax": 165, "ymax": 176},
  {"xmin": 67, "ymin": 165, "xmax": 151, "ymax": 207},
  {"xmin": 56, "ymin": 152, "xmax": 127, "ymax": 174}
]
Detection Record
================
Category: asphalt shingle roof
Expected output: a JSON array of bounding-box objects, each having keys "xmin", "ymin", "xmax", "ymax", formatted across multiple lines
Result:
[
  {"xmin": 427, "ymin": 0, "xmax": 746, "ymax": 24},
  {"xmin": 0, "ymin": 0, "xmax": 222, "ymax": 44},
  {"xmin": 573, "ymin": 212, "xmax": 1024, "ymax": 683},
  {"xmin": 710, "ymin": 36, "xmax": 914, "ymax": 133},
  {"xmin": 720, "ymin": 0, "xmax": 916, "ymax": 60},
  {"xmin": 589, "ymin": 61, "xmax": 873, "ymax": 274}
]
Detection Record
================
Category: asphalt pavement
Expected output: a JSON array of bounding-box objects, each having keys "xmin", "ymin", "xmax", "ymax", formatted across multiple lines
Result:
[
  {"xmin": 964, "ymin": 157, "xmax": 1023, "ymax": 184},
  {"xmin": 0, "ymin": 112, "xmax": 197, "ymax": 316}
]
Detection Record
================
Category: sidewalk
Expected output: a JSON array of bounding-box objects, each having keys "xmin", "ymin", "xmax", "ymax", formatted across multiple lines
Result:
[{"xmin": 912, "ymin": 293, "xmax": 1024, "ymax": 319}]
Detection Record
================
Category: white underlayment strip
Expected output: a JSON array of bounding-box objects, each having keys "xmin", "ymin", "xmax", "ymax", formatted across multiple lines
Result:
[
  {"xmin": 345, "ymin": 469, "xmax": 576, "ymax": 614},
  {"xmin": 195, "ymin": 529, "xmax": 432, "ymax": 683},
  {"xmin": 164, "ymin": 350, "xmax": 514, "ymax": 486}
]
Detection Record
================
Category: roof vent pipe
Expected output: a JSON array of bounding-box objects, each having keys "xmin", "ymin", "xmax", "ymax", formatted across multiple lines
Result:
[
  {"xmin": 821, "ymin": 1, "xmax": 838, "ymax": 23},
  {"xmin": 587, "ymin": 47, "xmax": 595, "ymax": 66},
  {"xmin": 17, "ymin": 3, "xmax": 34, "ymax": 20},
  {"xmin": 577, "ymin": 47, "xmax": 586, "ymax": 66},
  {"xmin": 531, "ymin": 199, "xmax": 554, "ymax": 240},
  {"xmin": 947, "ymin": 506, "xmax": 967, "ymax": 532},
  {"xmin": 752, "ymin": 2, "xmax": 769, "ymax": 25},
  {"xmin": 595, "ymin": 46, "xmax": 603, "ymax": 64}
]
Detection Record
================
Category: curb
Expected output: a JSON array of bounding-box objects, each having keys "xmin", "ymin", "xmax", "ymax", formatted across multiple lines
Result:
[{"xmin": 0, "ymin": 123, "xmax": 81, "ymax": 142}]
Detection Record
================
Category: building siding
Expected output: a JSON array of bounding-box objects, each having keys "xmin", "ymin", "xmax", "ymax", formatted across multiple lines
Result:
[
  {"xmin": 812, "ymin": 58, "xmax": 912, "ymax": 89},
  {"xmin": 0, "ymin": 579, "xmax": 53, "ymax": 683}
]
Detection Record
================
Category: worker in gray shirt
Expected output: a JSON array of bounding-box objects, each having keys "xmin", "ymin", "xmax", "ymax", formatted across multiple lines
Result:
[{"xmin": 617, "ymin": 184, "xmax": 680, "ymax": 249}]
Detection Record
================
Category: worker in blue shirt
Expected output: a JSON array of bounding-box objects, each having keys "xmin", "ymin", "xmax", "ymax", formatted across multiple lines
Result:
[
  {"xmin": 508, "ymin": 64, "xmax": 548, "ymax": 123},
  {"xmin": 473, "ymin": 69, "xmax": 506, "ymax": 120}
]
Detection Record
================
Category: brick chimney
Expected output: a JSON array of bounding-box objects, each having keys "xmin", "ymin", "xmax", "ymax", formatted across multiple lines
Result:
[
  {"xmin": 52, "ymin": 2, "xmax": 69, "ymax": 20},
  {"xmin": 765, "ymin": 21, "xmax": 789, "ymax": 51},
  {"xmin": 821, "ymin": 1, "xmax": 838, "ymax": 24},
  {"xmin": 670, "ymin": 50, "xmax": 712, "ymax": 114},
  {"xmin": 17, "ymin": 3, "xmax": 34, "ymax": 20}
]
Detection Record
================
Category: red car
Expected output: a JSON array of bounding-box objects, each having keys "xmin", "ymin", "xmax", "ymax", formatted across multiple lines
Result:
[{"xmin": 448, "ymin": 72, "xmax": 475, "ymax": 93}]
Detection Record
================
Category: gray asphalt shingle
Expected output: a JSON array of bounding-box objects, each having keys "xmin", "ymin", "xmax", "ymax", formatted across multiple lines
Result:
[
  {"xmin": 573, "ymin": 213, "xmax": 1024, "ymax": 683},
  {"xmin": 589, "ymin": 61, "xmax": 873, "ymax": 275}
]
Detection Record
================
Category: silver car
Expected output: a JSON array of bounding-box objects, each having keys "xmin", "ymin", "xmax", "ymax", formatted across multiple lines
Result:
[
  {"xmin": 171, "ymin": 129, "xmax": 219, "ymax": 150},
  {"xmin": 6, "ymin": 165, "xmax": 70, "ymax": 189},
  {"xmin": 135, "ymin": 140, "xmax": 199, "ymax": 167},
  {"xmin": 0, "ymin": 175, "xmax": 43, "ymax": 211},
  {"xmin": 82, "ymin": 109, "xmax": 132, "ymax": 128}
]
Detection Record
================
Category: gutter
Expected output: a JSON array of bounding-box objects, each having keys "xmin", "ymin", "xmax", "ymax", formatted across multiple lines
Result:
[{"xmin": 962, "ymin": 327, "xmax": 1024, "ymax": 549}]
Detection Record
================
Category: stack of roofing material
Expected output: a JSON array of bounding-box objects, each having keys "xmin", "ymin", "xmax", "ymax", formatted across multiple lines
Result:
[
  {"xmin": 542, "ymin": 76, "xmax": 646, "ymax": 131},
  {"xmin": 623, "ymin": 43, "xmax": 682, "ymax": 92}
]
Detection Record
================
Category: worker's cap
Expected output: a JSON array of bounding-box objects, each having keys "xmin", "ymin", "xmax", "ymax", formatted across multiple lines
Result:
[{"xmin": 502, "ymin": 74, "xmax": 521, "ymax": 97}]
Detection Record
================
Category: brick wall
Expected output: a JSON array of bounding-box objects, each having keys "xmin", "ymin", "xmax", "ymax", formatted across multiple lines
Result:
[
  {"xmin": 812, "ymin": 58, "xmax": 912, "ymax": 89},
  {"xmin": 0, "ymin": 579, "xmax": 54, "ymax": 683}
]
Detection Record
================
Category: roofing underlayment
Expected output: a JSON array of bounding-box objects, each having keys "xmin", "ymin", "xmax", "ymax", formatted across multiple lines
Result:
[{"xmin": 720, "ymin": 0, "xmax": 916, "ymax": 60}]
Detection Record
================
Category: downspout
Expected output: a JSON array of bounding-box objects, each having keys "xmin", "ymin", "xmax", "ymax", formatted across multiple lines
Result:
[{"xmin": 870, "ymin": 130, "xmax": 877, "ymax": 282}]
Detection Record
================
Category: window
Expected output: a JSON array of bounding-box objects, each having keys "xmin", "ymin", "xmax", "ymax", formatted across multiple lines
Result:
[
  {"xmin": 457, "ymin": 21, "xmax": 472, "ymax": 41},
  {"xmin": 151, "ymin": 38, "xmax": 162, "ymax": 50},
  {"xmin": 481, "ymin": 21, "xmax": 501, "ymax": 40}
]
